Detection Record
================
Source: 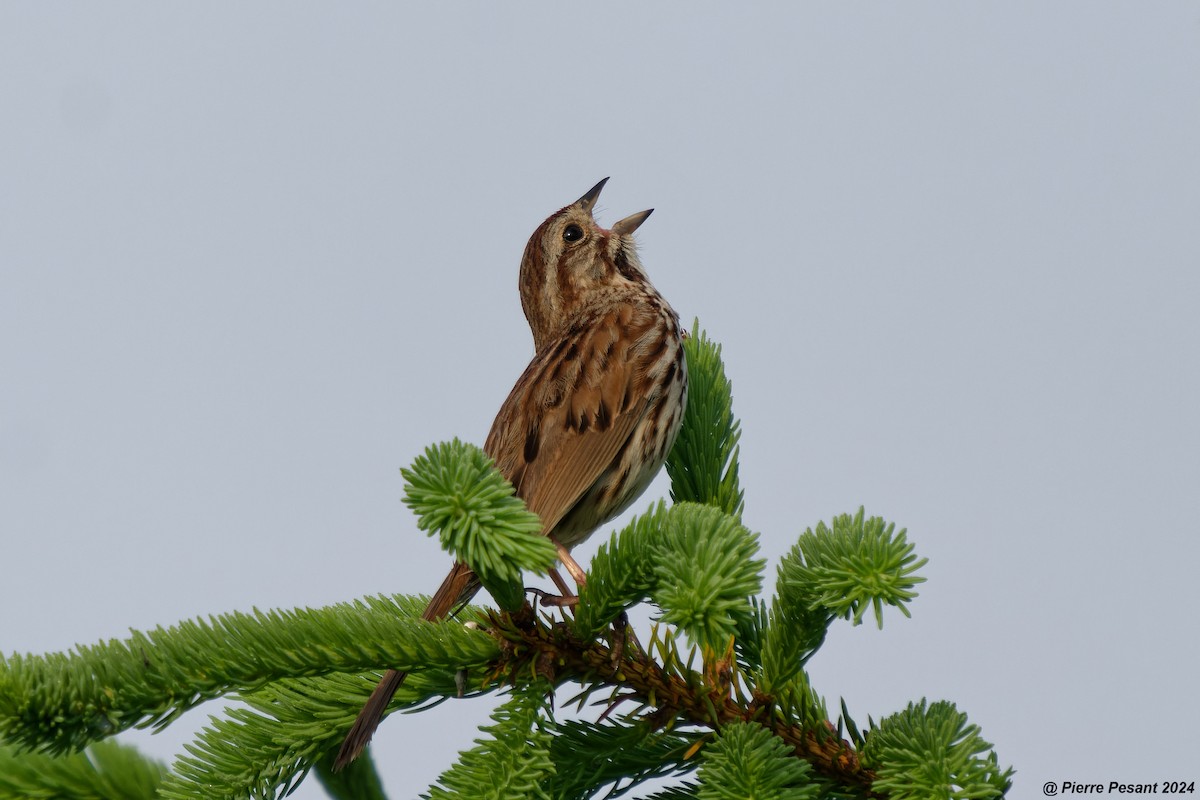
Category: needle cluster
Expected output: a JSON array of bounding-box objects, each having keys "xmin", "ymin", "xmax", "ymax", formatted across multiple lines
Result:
[{"xmin": 0, "ymin": 323, "xmax": 1012, "ymax": 800}]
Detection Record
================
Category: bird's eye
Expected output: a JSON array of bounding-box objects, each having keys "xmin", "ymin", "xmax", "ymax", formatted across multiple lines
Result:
[{"xmin": 563, "ymin": 224, "xmax": 584, "ymax": 243}]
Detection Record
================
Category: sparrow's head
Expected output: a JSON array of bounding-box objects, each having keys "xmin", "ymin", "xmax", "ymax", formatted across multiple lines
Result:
[{"xmin": 519, "ymin": 178, "xmax": 654, "ymax": 350}]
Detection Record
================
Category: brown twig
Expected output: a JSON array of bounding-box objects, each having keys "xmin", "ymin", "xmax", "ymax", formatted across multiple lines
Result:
[{"xmin": 488, "ymin": 608, "xmax": 882, "ymax": 797}]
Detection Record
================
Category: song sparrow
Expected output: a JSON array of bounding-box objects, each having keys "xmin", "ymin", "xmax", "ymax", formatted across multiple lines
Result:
[{"xmin": 334, "ymin": 178, "xmax": 687, "ymax": 769}]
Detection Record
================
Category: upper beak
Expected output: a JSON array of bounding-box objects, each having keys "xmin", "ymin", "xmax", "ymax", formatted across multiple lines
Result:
[
  {"xmin": 612, "ymin": 208, "xmax": 653, "ymax": 235},
  {"xmin": 577, "ymin": 177, "xmax": 609, "ymax": 213}
]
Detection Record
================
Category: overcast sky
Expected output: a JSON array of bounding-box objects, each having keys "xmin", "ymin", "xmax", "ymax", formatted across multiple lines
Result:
[{"xmin": 3, "ymin": 4, "xmax": 1198, "ymax": 798}]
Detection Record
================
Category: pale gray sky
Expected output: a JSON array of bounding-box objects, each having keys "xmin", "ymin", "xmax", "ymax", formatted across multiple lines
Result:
[{"xmin": 2, "ymin": 4, "xmax": 1198, "ymax": 798}]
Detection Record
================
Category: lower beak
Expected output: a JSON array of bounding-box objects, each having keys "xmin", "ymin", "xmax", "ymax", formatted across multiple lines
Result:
[{"xmin": 611, "ymin": 208, "xmax": 653, "ymax": 235}]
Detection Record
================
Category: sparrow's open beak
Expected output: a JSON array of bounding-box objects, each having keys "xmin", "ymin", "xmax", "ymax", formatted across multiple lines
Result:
[
  {"xmin": 612, "ymin": 208, "xmax": 653, "ymax": 235},
  {"xmin": 577, "ymin": 177, "xmax": 609, "ymax": 213}
]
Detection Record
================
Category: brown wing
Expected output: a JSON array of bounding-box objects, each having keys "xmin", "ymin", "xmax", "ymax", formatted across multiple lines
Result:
[{"xmin": 484, "ymin": 302, "xmax": 661, "ymax": 538}]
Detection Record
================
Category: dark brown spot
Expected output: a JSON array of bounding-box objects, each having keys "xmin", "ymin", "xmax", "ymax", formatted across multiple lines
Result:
[
  {"xmin": 615, "ymin": 466, "xmax": 631, "ymax": 496},
  {"xmin": 645, "ymin": 334, "xmax": 667, "ymax": 361},
  {"xmin": 613, "ymin": 248, "xmax": 642, "ymax": 282},
  {"xmin": 577, "ymin": 412, "xmax": 589, "ymax": 433},
  {"xmin": 660, "ymin": 361, "xmax": 677, "ymax": 390},
  {"xmin": 642, "ymin": 408, "xmax": 662, "ymax": 447},
  {"xmin": 564, "ymin": 342, "xmax": 578, "ymax": 361},
  {"xmin": 596, "ymin": 399, "xmax": 611, "ymax": 432},
  {"xmin": 599, "ymin": 247, "xmax": 617, "ymax": 277},
  {"xmin": 610, "ymin": 429, "xmax": 638, "ymax": 467},
  {"xmin": 509, "ymin": 463, "xmax": 526, "ymax": 494},
  {"xmin": 546, "ymin": 337, "xmax": 572, "ymax": 382},
  {"xmin": 549, "ymin": 336, "xmax": 572, "ymax": 358},
  {"xmin": 571, "ymin": 355, "xmax": 590, "ymax": 393},
  {"xmin": 524, "ymin": 425, "xmax": 540, "ymax": 462}
]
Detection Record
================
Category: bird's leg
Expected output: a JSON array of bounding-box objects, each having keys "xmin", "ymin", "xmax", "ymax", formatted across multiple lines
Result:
[
  {"xmin": 555, "ymin": 540, "xmax": 588, "ymax": 587},
  {"xmin": 549, "ymin": 568, "xmax": 574, "ymax": 598},
  {"xmin": 539, "ymin": 541, "xmax": 589, "ymax": 608},
  {"xmin": 524, "ymin": 587, "xmax": 558, "ymax": 610},
  {"xmin": 540, "ymin": 567, "xmax": 579, "ymax": 608}
]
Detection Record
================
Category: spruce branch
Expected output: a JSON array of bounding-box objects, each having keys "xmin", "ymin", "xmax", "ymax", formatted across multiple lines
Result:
[
  {"xmin": 776, "ymin": 508, "xmax": 927, "ymax": 632},
  {"xmin": 572, "ymin": 502, "xmax": 669, "ymax": 641},
  {"xmin": 313, "ymin": 746, "xmax": 388, "ymax": 800},
  {"xmin": 486, "ymin": 606, "xmax": 877, "ymax": 795},
  {"xmin": 732, "ymin": 599, "xmax": 828, "ymax": 731},
  {"xmin": 652, "ymin": 503, "xmax": 764, "ymax": 654},
  {"xmin": 731, "ymin": 597, "xmax": 767, "ymax": 675},
  {"xmin": 421, "ymin": 682, "xmax": 556, "ymax": 800},
  {"xmin": 542, "ymin": 719, "xmax": 698, "ymax": 800},
  {"xmin": 861, "ymin": 700, "xmax": 1013, "ymax": 800},
  {"xmin": 158, "ymin": 664, "xmax": 483, "ymax": 800},
  {"xmin": 157, "ymin": 671, "xmax": 438, "ymax": 800},
  {"xmin": 640, "ymin": 787, "xmax": 701, "ymax": 800},
  {"xmin": 0, "ymin": 740, "xmax": 166, "ymax": 800},
  {"xmin": 0, "ymin": 594, "xmax": 496, "ymax": 756},
  {"xmin": 695, "ymin": 721, "xmax": 820, "ymax": 800},
  {"xmin": 759, "ymin": 509, "xmax": 922, "ymax": 722},
  {"xmin": 0, "ymin": 323, "xmax": 1013, "ymax": 800},
  {"xmin": 402, "ymin": 438, "xmax": 557, "ymax": 611},
  {"xmin": 666, "ymin": 321, "xmax": 744, "ymax": 519},
  {"xmin": 572, "ymin": 502, "xmax": 762, "ymax": 654}
]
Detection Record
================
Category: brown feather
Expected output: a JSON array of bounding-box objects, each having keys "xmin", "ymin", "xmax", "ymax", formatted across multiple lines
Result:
[
  {"xmin": 335, "ymin": 180, "xmax": 686, "ymax": 771},
  {"xmin": 483, "ymin": 304, "xmax": 663, "ymax": 545},
  {"xmin": 333, "ymin": 562, "xmax": 478, "ymax": 770}
]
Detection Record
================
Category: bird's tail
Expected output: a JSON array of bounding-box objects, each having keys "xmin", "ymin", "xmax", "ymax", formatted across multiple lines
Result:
[{"xmin": 332, "ymin": 561, "xmax": 480, "ymax": 771}]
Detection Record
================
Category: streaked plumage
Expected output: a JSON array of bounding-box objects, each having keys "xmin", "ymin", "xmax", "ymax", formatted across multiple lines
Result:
[{"xmin": 334, "ymin": 179, "xmax": 686, "ymax": 769}]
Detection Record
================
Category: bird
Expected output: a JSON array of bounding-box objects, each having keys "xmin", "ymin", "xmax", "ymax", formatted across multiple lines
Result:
[{"xmin": 334, "ymin": 178, "xmax": 687, "ymax": 770}]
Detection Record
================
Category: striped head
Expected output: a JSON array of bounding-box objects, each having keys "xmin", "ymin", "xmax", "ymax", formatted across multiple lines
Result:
[{"xmin": 518, "ymin": 178, "xmax": 656, "ymax": 352}]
